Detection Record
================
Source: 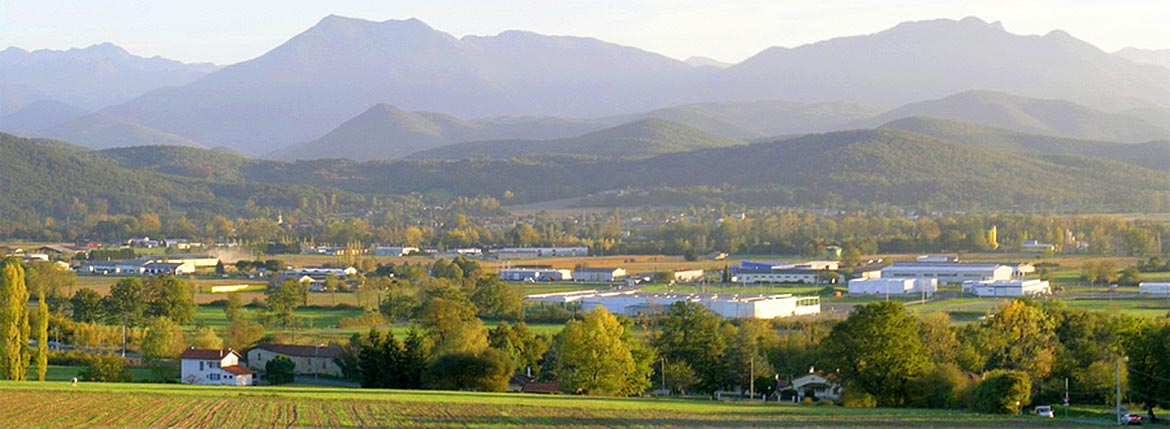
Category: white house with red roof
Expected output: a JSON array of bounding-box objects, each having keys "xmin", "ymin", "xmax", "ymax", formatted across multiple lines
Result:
[{"xmin": 180, "ymin": 348, "xmax": 253, "ymax": 386}]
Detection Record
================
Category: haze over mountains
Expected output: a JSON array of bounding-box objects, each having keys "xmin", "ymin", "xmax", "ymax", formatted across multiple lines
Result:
[
  {"xmin": 2, "ymin": 15, "xmax": 1169, "ymax": 166},
  {"xmin": 0, "ymin": 43, "xmax": 218, "ymax": 115}
]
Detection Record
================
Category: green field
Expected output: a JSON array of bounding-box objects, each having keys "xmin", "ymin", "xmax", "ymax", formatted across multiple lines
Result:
[{"xmin": 0, "ymin": 382, "xmax": 1090, "ymax": 428}]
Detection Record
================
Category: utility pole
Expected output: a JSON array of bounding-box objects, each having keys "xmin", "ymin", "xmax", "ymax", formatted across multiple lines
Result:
[
  {"xmin": 1117, "ymin": 358, "xmax": 1122, "ymax": 426},
  {"xmin": 1064, "ymin": 377, "xmax": 1069, "ymax": 418},
  {"xmin": 661, "ymin": 358, "xmax": 666, "ymax": 394},
  {"xmin": 749, "ymin": 358, "xmax": 755, "ymax": 400}
]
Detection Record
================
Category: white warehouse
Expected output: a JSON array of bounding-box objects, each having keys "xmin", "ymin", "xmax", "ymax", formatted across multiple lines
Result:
[
  {"xmin": 563, "ymin": 291, "xmax": 820, "ymax": 319},
  {"xmin": 848, "ymin": 278, "xmax": 937, "ymax": 296},
  {"xmin": 882, "ymin": 263, "xmax": 1013, "ymax": 285},
  {"xmin": 1139, "ymin": 282, "xmax": 1170, "ymax": 297},
  {"xmin": 964, "ymin": 279, "xmax": 1051, "ymax": 297}
]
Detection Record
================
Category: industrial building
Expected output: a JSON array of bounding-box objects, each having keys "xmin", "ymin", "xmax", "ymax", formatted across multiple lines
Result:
[
  {"xmin": 500, "ymin": 267, "xmax": 573, "ymax": 282},
  {"xmin": 963, "ymin": 279, "xmax": 1051, "ymax": 297},
  {"xmin": 847, "ymin": 278, "xmax": 937, "ymax": 296},
  {"xmin": 1139, "ymin": 282, "xmax": 1170, "ymax": 296},
  {"xmin": 572, "ymin": 267, "xmax": 627, "ymax": 282},
  {"xmin": 530, "ymin": 290, "xmax": 820, "ymax": 319},
  {"xmin": 881, "ymin": 262, "xmax": 1013, "ymax": 285},
  {"xmin": 494, "ymin": 246, "xmax": 589, "ymax": 259}
]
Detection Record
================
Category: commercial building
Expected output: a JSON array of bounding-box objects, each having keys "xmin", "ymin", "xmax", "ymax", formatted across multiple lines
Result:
[
  {"xmin": 963, "ymin": 279, "xmax": 1051, "ymax": 297},
  {"xmin": 572, "ymin": 267, "xmax": 627, "ymax": 282},
  {"xmin": 499, "ymin": 267, "xmax": 573, "ymax": 282},
  {"xmin": 1139, "ymin": 282, "xmax": 1170, "ymax": 297},
  {"xmin": 494, "ymin": 247, "xmax": 589, "ymax": 259},
  {"xmin": 564, "ymin": 291, "xmax": 820, "ymax": 319},
  {"xmin": 733, "ymin": 269, "xmax": 820, "ymax": 284},
  {"xmin": 373, "ymin": 246, "xmax": 419, "ymax": 256},
  {"xmin": 881, "ymin": 263, "xmax": 1013, "ymax": 285},
  {"xmin": 847, "ymin": 278, "xmax": 937, "ymax": 296},
  {"xmin": 671, "ymin": 269, "xmax": 705, "ymax": 282}
]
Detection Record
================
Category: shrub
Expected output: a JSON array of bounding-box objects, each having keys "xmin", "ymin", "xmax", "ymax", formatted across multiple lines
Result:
[
  {"xmin": 265, "ymin": 356, "xmax": 296, "ymax": 385},
  {"xmin": 79, "ymin": 354, "xmax": 132, "ymax": 382},
  {"xmin": 816, "ymin": 398, "xmax": 835, "ymax": 406},
  {"xmin": 973, "ymin": 370, "xmax": 1031, "ymax": 414},
  {"xmin": 841, "ymin": 390, "xmax": 877, "ymax": 408},
  {"xmin": 801, "ymin": 397, "xmax": 815, "ymax": 406}
]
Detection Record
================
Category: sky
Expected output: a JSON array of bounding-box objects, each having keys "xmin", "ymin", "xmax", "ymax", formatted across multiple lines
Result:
[{"xmin": 1, "ymin": 0, "xmax": 1167, "ymax": 65}]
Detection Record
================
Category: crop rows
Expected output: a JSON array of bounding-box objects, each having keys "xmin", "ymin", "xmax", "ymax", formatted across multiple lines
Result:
[{"xmin": 0, "ymin": 387, "xmax": 1061, "ymax": 428}]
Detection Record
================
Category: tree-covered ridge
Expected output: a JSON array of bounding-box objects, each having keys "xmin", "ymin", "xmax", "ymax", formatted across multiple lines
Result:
[
  {"xmin": 408, "ymin": 118, "xmax": 746, "ymax": 160},
  {"xmin": 0, "ymin": 132, "xmax": 368, "ymax": 231},
  {"xmin": 881, "ymin": 116, "xmax": 1170, "ymax": 171}
]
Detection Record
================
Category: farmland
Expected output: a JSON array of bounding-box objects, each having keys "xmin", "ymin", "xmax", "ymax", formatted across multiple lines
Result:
[{"xmin": 0, "ymin": 382, "xmax": 1084, "ymax": 428}]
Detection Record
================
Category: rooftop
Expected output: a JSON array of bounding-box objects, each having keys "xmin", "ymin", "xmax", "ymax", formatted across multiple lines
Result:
[
  {"xmin": 254, "ymin": 344, "xmax": 344, "ymax": 359},
  {"xmin": 180, "ymin": 348, "xmax": 238, "ymax": 360}
]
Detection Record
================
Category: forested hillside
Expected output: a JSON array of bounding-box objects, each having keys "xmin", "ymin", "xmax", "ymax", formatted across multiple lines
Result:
[
  {"xmin": 880, "ymin": 117, "xmax": 1170, "ymax": 171},
  {"xmin": 408, "ymin": 118, "xmax": 746, "ymax": 159},
  {"xmin": 0, "ymin": 133, "xmax": 364, "ymax": 234}
]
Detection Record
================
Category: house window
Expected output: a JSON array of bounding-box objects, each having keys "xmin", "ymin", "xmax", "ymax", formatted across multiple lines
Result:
[{"xmin": 200, "ymin": 361, "xmax": 204, "ymax": 371}]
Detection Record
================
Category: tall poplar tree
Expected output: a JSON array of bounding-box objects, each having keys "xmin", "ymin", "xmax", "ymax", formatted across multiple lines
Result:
[
  {"xmin": 35, "ymin": 291, "xmax": 48, "ymax": 381},
  {"xmin": 0, "ymin": 257, "xmax": 30, "ymax": 380}
]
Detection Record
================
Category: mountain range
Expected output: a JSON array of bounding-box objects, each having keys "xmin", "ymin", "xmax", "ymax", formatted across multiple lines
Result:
[
  {"xmin": 0, "ymin": 43, "xmax": 218, "ymax": 115},
  {"xmin": 6, "ymin": 15, "xmax": 1168, "ymax": 157}
]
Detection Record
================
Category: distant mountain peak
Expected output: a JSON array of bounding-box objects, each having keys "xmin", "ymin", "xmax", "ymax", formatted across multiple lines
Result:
[{"xmin": 684, "ymin": 56, "xmax": 731, "ymax": 68}]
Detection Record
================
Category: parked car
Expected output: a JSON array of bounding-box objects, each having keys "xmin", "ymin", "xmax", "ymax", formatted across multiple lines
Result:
[
  {"xmin": 1125, "ymin": 413, "xmax": 1143, "ymax": 425},
  {"xmin": 1034, "ymin": 405, "xmax": 1054, "ymax": 418}
]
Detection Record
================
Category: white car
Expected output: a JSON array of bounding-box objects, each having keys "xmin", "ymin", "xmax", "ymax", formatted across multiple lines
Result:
[{"xmin": 1034, "ymin": 405, "xmax": 1054, "ymax": 418}]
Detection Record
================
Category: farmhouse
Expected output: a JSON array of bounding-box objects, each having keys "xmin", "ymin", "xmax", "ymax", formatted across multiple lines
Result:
[
  {"xmin": 247, "ymin": 344, "xmax": 345, "ymax": 378},
  {"xmin": 560, "ymin": 291, "xmax": 820, "ymax": 319},
  {"xmin": 180, "ymin": 348, "xmax": 253, "ymax": 386},
  {"xmin": 1139, "ymin": 282, "xmax": 1170, "ymax": 297},
  {"xmin": 572, "ymin": 267, "xmax": 627, "ymax": 282},
  {"xmin": 963, "ymin": 279, "xmax": 1051, "ymax": 297},
  {"xmin": 792, "ymin": 373, "xmax": 843, "ymax": 402},
  {"xmin": 500, "ymin": 267, "xmax": 572, "ymax": 282},
  {"xmin": 881, "ymin": 262, "xmax": 1013, "ymax": 285}
]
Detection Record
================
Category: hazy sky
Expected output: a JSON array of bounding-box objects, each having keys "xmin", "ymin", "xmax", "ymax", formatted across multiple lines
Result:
[{"xmin": 1, "ymin": 0, "xmax": 1167, "ymax": 65}]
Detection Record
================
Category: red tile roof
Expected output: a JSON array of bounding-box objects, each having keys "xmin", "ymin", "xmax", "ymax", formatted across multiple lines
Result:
[
  {"xmin": 180, "ymin": 348, "xmax": 238, "ymax": 360},
  {"xmin": 254, "ymin": 344, "xmax": 344, "ymax": 359},
  {"xmin": 222, "ymin": 365, "xmax": 253, "ymax": 376}
]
